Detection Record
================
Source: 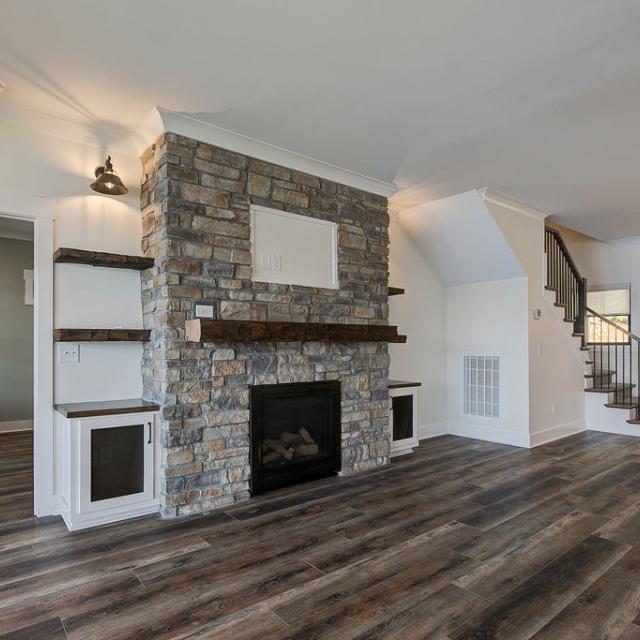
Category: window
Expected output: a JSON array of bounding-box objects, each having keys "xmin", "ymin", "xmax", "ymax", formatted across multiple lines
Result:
[
  {"xmin": 587, "ymin": 285, "xmax": 631, "ymax": 343},
  {"xmin": 464, "ymin": 355, "xmax": 500, "ymax": 419}
]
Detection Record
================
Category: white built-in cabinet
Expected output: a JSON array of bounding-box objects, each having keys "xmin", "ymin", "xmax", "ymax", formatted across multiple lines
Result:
[
  {"xmin": 56, "ymin": 410, "xmax": 159, "ymax": 530},
  {"xmin": 389, "ymin": 382, "xmax": 420, "ymax": 457}
]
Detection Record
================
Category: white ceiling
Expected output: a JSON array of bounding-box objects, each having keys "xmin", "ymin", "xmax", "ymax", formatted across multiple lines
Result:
[{"xmin": 1, "ymin": 1, "xmax": 640, "ymax": 240}]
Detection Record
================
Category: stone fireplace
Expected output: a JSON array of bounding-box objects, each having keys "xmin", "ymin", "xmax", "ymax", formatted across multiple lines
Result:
[{"xmin": 140, "ymin": 133, "xmax": 391, "ymax": 518}]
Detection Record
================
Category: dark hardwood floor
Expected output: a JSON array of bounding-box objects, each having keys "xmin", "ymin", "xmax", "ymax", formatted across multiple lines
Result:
[
  {"xmin": 1, "ymin": 430, "xmax": 640, "ymax": 639},
  {"xmin": 0, "ymin": 432, "xmax": 33, "ymax": 522}
]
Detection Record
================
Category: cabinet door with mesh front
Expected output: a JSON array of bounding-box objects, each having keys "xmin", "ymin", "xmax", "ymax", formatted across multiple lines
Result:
[
  {"xmin": 392, "ymin": 395, "xmax": 414, "ymax": 441},
  {"xmin": 78, "ymin": 413, "xmax": 155, "ymax": 514}
]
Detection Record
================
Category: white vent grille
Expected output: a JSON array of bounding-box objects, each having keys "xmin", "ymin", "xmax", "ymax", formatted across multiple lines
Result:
[{"xmin": 464, "ymin": 355, "xmax": 500, "ymax": 419}]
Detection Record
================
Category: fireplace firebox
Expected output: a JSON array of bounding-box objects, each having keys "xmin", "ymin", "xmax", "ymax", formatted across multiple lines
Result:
[{"xmin": 250, "ymin": 381, "xmax": 341, "ymax": 494}]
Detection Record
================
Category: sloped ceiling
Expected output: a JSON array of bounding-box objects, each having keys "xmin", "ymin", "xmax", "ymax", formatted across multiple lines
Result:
[
  {"xmin": 396, "ymin": 190, "xmax": 525, "ymax": 286},
  {"xmin": 1, "ymin": 1, "xmax": 640, "ymax": 239}
]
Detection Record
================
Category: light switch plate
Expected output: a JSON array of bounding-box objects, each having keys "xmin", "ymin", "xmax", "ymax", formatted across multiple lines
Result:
[
  {"xmin": 195, "ymin": 305, "xmax": 214, "ymax": 319},
  {"xmin": 58, "ymin": 343, "xmax": 80, "ymax": 363}
]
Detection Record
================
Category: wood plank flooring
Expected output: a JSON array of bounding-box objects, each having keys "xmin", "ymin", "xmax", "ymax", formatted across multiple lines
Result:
[
  {"xmin": 2, "ymin": 430, "xmax": 640, "ymax": 638},
  {"xmin": 0, "ymin": 432, "xmax": 32, "ymax": 522}
]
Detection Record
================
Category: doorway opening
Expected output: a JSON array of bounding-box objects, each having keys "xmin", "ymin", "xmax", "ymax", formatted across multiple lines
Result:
[{"xmin": 0, "ymin": 216, "xmax": 35, "ymax": 520}]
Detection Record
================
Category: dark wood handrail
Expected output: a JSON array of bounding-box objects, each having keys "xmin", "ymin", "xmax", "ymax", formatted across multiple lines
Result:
[
  {"xmin": 545, "ymin": 226, "xmax": 583, "ymax": 284},
  {"xmin": 586, "ymin": 306, "xmax": 640, "ymax": 342}
]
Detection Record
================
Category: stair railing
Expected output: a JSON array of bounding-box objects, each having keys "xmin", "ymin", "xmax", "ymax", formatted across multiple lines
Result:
[
  {"xmin": 544, "ymin": 227, "xmax": 587, "ymax": 335},
  {"xmin": 585, "ymin": 306, "xmax": 640, "ymax": 419}
]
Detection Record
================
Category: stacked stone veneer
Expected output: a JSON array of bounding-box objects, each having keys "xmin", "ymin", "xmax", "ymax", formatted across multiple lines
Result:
[{"xmin": 140, "ymin": 133, "xmax": 391, "ymax": 517}]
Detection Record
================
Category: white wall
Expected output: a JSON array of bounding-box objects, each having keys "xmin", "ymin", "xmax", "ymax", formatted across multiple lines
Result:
[
  {"xmin": 397, "ymin": 190, "xmax": 524, "ymax": 286},
  {"xmin": 0, "ymin": 122, "xmax": 144, "ymax": 404},
  {"xmin": 604, "ymin": 237, "xmax": 640, "ymax": 337},
  {"xmin": 388, "ymin": 217, "xmax": 446, "ymax": 436},
  {"xmin": 446, "ymin": 278, "xmax": 530, "ymax": 446},
  {"xmin": 489, "ymin": 202, "xmax": 586, "ymax": 444}
]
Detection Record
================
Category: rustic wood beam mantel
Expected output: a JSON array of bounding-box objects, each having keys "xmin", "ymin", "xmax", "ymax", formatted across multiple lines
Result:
[
  {"xmin": 185, "ymin": 319, "xmax": 407, "ymax": 343},
  {"xmin": 54, "ymin": 247, "xmax": 154, "ymax": 271},
  {"xmin": 54, "ymin": 329, "xmax": 151, "ymax": 342}
]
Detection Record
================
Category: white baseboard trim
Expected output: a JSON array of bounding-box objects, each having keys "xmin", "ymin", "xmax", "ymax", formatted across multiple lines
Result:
[
  {"xmin": 0, "ymin": 419, "xmax": 33, "ymax": 434},
  {"xmin": 529, "ymin": 420, "xmax": 586, "ymax": 447},
  {"xmin": 446, "ymin": 423, "xmax": 530, "ymax": 448},
  {"xmin": 588, "ymin": 424, "xmax": 640, "ymax": 438},
  {"xmin": 418, "ymin": 422, "xmax": 448, "ymax": 440}
]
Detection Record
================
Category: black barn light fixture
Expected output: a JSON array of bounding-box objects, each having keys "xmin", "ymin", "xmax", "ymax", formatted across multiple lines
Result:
[{"xmin": 90, "ymin": 155, "xmax": 129, "ymax": 195}]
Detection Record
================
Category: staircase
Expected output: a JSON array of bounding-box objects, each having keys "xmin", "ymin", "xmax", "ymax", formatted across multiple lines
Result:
[{"xmin": 544, "ymin": 227, "xmax": 640, "ymax": 430}]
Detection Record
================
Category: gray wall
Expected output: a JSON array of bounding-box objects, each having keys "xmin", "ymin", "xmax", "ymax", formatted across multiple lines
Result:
[{"xmin": 0, "ymin": 237, "xmax": 34, "ymax": 422}]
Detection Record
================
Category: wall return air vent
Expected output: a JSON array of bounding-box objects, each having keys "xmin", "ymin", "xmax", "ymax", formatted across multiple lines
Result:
[{"xmin": 463, "ymin": 355, "xmax": 500, "ymax": 419}]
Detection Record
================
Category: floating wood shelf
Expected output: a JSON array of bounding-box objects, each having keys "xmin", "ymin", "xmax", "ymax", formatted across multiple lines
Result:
[
  {"xmin": 54, "ymin": 247, "xmax": 154, "ymax": 271},
  {"xmin": 388, "ymin": 380, "xmax": 422, "ymax": 389},
  {"xmin": 54, "ymin": 329, "xmax": 150, "ymax": 342},
  {"xmin": 185, "ymin": 319, "xmax": 406, "ymax": 343},
  {"xmin": 55, "ymin": 398, "xmax": 160, "ymax": 419},
  {"xmin": 388, "ymin": 287, "xmax": 405, "ymax": 296}
]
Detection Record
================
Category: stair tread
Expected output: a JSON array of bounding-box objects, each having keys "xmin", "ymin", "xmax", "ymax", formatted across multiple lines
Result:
[
  {"xmin": 585, "ymin": 370, "xmax": 615, "ymax": 378},
  {"xmin": 606, "ymin": 400, "xmax": 639, "ymax": 409},
  {"xmin": 626, "ymin": 419, "xmax": 640, "ymax": 425},
  {"xmin": 585, "ymin": 383, "xmax": 637, "ymax": 393}
]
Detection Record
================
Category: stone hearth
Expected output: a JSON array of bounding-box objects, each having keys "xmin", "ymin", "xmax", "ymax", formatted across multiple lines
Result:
[{"xmin": 140, "ymin": 133, "xmax": 391, "ymax": 517}]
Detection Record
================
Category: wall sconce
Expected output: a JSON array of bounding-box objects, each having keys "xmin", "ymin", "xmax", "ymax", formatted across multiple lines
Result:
[{"xmin": 90, "ymin": 156, "xmax": 129, "ymax": 195}]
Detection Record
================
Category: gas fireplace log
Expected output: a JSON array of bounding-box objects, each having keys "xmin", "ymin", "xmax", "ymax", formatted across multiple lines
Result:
[
  {"xmin": 262, "ymin": 451, "xmax": 282, "ymax": 464},
  {"xmin": 264, "ymin": 438, "xmax": 294, "ymax": 461},
  {"xmin": 293, "ymin": 443, "xmax": 320, "ymax": 457},
  {"xmin": 299, "ymin": 427, "xmax": 316, "ymax": 444},
  {"xmin": 281, "ymin": 432, "xmax": 303, "ymax": 446}
]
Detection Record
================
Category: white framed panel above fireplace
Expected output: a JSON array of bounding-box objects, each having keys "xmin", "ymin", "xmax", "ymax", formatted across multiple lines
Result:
[{"xmin": 250, "ymin": 205, "xmax": 339, "ymax": 289}]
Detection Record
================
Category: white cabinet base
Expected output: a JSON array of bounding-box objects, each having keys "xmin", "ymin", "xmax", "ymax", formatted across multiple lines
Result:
[
  {"xmin": 60, "ymin": 501, "xmax": 159, "ymax": 531},
  {"xmin": 55, "ymin": 411, "xmax": 159, "ymax": 531},
  {"xmin": 389, "ymin": 386, "xmax": 419, "ymax": 458}
]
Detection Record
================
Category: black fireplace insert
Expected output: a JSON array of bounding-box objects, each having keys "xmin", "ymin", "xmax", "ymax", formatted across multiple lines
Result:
[{"xmin": 250, "ymin": 380, "xmax": 341, "ymax": 494}]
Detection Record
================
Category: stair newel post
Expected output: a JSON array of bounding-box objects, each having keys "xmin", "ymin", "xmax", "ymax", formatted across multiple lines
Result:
[
  {"xmin": 622, "ymin": 337, "xmax": 627, "ymax": 405},
  {"xmin": 575, "ymin": 277, "xmax": 587, "ymax": 338}
]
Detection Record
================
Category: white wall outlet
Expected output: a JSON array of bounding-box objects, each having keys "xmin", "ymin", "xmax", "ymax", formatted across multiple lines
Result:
[
  {"xmin": 58, "ymin": 343, "xmax": 79, "ymax": 364},
  {"xmin": 537, "ymin": 344, "xmax": 543, "ymax": 356},
  {"xmin": 258, "ymin": 252, "xmax": 282, "ymax": 272},
  {"xmin": 551, "ymin": 402, "xmax": 557, "ymax": 416},
  {"xmin": 195, "ymin": 305, "xmax": 214, "ymax": 319}
]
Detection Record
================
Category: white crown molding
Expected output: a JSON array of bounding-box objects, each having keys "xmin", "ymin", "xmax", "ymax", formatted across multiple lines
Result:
[
  {"xmin": 134, "ymin": 107, "xmax": 397, "ymax": 198},
  {"xmin": 607, "ymin": 233, "xmax": 640, "ymax": 247},
  {"xmin": 482, "ymin": 189, "xmax": 549, "ymax": 221}
]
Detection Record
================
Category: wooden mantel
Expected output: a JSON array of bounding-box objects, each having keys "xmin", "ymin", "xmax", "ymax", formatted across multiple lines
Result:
[
  {"xmin": 54, "ymin": 247, "xmax": 154, "ymax": 271},
  {"xmin": 185, "ymin": 319, "xmax": 407, "ymax": 343}
]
